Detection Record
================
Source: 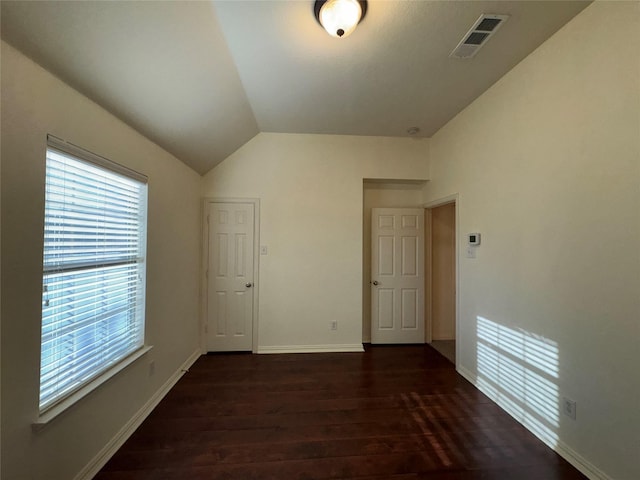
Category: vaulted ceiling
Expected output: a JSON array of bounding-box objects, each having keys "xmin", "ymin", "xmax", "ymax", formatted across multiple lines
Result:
[{"xmin": 1, "ymin": 1, "xmax": 589, "ymax": 174}]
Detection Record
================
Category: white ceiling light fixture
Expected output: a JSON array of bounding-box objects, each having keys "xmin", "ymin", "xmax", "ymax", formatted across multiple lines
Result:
[{"xmin": 314, "ymin": 0, "xmax": 367, "ymax": 38}]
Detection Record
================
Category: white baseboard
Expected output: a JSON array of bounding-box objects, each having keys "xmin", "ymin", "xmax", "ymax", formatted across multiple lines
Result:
[
  {"xmin": 257, "ymin": 344, "xmax": 364, "ymax": 354},
  {"xmin": 74, "ymin": 349, "xmax": 202, "ymax": 480},
  {"xmin": 554, "ymin": 440, "xmax": 610, "ymax": 480},
  {"xmin": 456, "ymin": 365, "xmax": 610, "ymax": 480}
]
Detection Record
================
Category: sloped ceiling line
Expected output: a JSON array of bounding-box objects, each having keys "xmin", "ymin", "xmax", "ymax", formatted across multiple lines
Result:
[{"xmin": 1, "ymin": 0, "xmax": 590, "ymax": 174}]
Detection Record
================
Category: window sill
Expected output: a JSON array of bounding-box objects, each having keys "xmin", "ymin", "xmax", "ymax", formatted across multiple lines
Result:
[{"xmin": 32, "ymin": 345, "xmax": 153, "ymax": 431}]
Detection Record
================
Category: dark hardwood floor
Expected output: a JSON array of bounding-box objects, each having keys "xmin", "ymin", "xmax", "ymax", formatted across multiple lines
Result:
[{"xmin": 95, "ymin": 345, "xmax": 586, "ymax": 479}]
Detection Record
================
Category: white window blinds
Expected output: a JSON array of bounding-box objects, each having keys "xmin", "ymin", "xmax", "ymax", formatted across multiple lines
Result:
[{"xmin": 40, "ymin": 138, "xmax": 148, "ymax": 412}]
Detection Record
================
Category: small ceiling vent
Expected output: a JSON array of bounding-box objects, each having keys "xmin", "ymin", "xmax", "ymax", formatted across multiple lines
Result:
[{"xmin": 450, "ymin": 14, "xmax": 509, "ymax": 59}]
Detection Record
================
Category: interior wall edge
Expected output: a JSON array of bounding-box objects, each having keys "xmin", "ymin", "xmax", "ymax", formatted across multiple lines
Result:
[
  {"xmin": 72, "ymin": 350, "xmax": 202, "ymax": 480},
  {"xmin": 456, "ymin": 366, "xmax": 611, "ymax": 480}
]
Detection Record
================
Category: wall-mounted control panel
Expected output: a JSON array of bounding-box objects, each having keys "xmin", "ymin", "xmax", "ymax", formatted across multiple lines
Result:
[{"xmin": 468, "ymin": 233, "xmax": 481, "ymax": 246}]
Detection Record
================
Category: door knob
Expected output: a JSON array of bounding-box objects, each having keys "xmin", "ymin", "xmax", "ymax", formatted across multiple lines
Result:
[
  {"xmin": 245, "ymin": 283, "xmax": 253, "ymax": 288},
  {"xmin": 372, "ymin": 281, "xmax": 379, "ymax": 286}
]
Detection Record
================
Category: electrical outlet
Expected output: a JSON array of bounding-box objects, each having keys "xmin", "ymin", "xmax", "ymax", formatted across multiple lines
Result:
[
  {"xmin": 330, "ymin": 321, "xmax": 338, "ymax": 331},
  {"xmin": 562, "ymin": 397, "xmax": 576, "ymax": 420}
]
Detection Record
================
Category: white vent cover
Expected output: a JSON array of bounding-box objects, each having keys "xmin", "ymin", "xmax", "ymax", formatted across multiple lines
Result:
[{"xmin": 450, "ymin": 14, "xmax": 509, "ymax": 59}]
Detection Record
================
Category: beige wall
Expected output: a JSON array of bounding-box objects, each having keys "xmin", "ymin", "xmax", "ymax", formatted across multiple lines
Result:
[
  {"xmin": 3, "ymin": 2, "xmax": 638, "ymax": 479},
  {"xmin": 362, "ymin": 182, "xmax": 425, "ymax": 342},
  {"xmin": 1, "ymin": 42, "xmax": 202, "ymax": 480},
  {"xmin": 424, "ymin": 3, "xmax": 640, "ymax": 479},
  {"xmin": 202, "ymin": 133, "xmax": 429, "ymax": 351}
]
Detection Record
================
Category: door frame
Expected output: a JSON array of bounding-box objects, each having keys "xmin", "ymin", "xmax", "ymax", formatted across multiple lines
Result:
[
  {"xmin": 423, "ymin": 194, "xmax": 459, "ymax": 366},
  {"xmin": 201, "ymin": 197, "xmax": 261, "ymax": 354}
]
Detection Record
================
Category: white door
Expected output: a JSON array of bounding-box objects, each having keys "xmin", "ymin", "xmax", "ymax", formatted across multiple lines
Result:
[
  {"xmin": 206, "ymin": 202, "xmax": 254, "ymax": 351},
  {"xmin": 371, "ymin": 208, "xmax": 424, "ymax": 343}
]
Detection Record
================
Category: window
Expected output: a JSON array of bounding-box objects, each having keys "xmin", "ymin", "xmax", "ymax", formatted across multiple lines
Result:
[{"xmin": 39, "ymin": 136, "xmax": 148, "ymax": 413}]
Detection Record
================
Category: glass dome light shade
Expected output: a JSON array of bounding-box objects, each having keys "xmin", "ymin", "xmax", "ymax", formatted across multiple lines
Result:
[{"xmin": 319, "ymin": 0, "xmax": 363, "ymax": 38}]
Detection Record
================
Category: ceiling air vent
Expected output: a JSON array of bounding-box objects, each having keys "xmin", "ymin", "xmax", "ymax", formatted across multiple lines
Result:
[{"xmin": 450, "ymin": 14, "xmax": 509, "ymax": 59}]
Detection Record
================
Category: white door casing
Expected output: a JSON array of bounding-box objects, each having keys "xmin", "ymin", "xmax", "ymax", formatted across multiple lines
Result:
[
  {"xmin": 371, "ymin": 208, "xmax": 425, "ymax": 344},
  {"xmin": 206, "ymin": 202, "xmax": 255, "ymax": 351}
]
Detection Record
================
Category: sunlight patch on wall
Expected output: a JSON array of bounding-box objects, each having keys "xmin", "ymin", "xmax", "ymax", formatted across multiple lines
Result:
[{"xmin": 476, "ymin": 316, "xmax": 559, "ymax": 447}]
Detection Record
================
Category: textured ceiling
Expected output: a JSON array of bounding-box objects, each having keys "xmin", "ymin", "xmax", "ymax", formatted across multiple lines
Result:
[{"xmin": 1, "ymin": 1, "xmax": 589, "ymax": 174}]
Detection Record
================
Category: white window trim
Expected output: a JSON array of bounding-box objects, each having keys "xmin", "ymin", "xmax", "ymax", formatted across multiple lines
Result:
[
  {"xmin": 34, "ymin": 135, "xmax": 150, "ymax": 428},
  {"xmin": 46, "ymin": 135, "xmax": 148, "ymax": 184},
  {"xmin": 33, "ymin": 345, "xmax": 152, "ymax": 430}
]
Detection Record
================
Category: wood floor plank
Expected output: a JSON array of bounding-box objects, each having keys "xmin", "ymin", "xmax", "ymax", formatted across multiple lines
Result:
[{"xmin": 95, "ymin": 345, "xmax": 585, "ymax": 480}]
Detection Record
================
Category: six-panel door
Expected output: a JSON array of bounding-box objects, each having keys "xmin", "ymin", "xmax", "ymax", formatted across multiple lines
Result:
[
  {"xmin": 207, "ymin": 202, "xmax": 254, "ymax": 351},
  {"xmin": 371, "ymin": 208, "xmax": 425, "ymax": 343}
]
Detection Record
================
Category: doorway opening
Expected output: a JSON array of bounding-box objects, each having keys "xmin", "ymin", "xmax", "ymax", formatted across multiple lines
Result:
[
  {"xmin": 363, "ymin": 187, "xmax": 458, "ymax": 364},
  {"xmin": 425, "ymin": 199, "xmax": 457, "ymax": 364},
  {"xmin": 362, "ymin": 180, "xmax": 426, "ymax": 343}
]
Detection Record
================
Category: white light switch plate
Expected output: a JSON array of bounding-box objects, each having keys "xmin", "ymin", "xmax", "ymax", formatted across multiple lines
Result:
[
  {"xmin": 466, "ymin": 246, "xmax": 476, "ymax": 258},
  {"xmin": 260, "ymin": 245, "xmax": 268, "ymax": 255}
]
